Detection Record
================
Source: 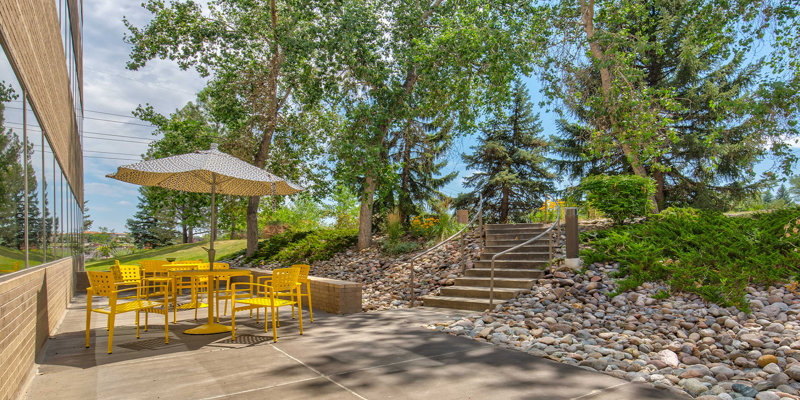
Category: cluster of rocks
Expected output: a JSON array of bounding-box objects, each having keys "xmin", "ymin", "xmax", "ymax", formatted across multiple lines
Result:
[
  {"xmin": 429, "ymin": 262, "xmax": 800, "ymax": 400},
  {"xmin": 237, "ymin": 232, "xmax": 482, "ymax": 311}
]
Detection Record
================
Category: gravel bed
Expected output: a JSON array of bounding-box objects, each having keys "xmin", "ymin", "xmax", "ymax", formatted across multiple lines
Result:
[{"xmin": 428, "ymin": 261, "xmax": 800, "ymax": 400}]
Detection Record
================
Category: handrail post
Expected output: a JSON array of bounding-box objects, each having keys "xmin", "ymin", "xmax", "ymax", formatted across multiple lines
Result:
[
  {"xmin": 409, "ymin": 259, "xmax": 416, "ymax": 307},
  {"xmin": 459, "ymin": 231, "xmax": 466, "ymax": 275},
  {"xmin": 489, "ymin": 258, "xmax": 495, "ymax": 308}
]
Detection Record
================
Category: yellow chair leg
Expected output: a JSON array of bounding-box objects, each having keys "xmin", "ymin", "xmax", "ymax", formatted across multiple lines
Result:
[
  {"xmin": 270, "ymin": 306, "xmax": 278, "ymax": 342},
  {"xmin": 231, "ymin": 308, "xmax": 237, "ymax": 340},
  {"xmin": 107, "ymin": 313, "xmax": 116, "ymax": 354},
  {"xmin": 135, "ymin": 311, "xmax": 140, "ymax": 339},
  {"xmin": 298, "ymin": 301, "xmax": 304, "ymax": 336},
  {"xmin": 306, "ymin": 284, "xmax": 313, "ymax": 323},
  {"xmin": 145, "ymin": 310, "xmax": 149, "ymax": 331},
  {"xmin": 85, "ymin": 296, "xmax": 92, "ymax": 348}
]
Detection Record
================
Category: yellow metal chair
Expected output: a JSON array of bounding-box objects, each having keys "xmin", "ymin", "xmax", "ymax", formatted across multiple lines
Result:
[
  {"xmin": 257, "ymin": 264, "xmax": 314, "ymax": 323},
  {"xmin": 231, "ymin": 267, "xmax": 303, "ymax": 342},
  {"xmin": 85, "ymin": 271, "xmax": 170, "ymax": 354},
  {"xmin": 0, "ymin": 262, "xmax": 21, "ymax": 273},
  {"xmin": 292, "ymin": 264, "xmax": 314, "ymax": 323},
  {"xmin": 167, "ymin": 264, "xmax": 204, "ymax": 322}
]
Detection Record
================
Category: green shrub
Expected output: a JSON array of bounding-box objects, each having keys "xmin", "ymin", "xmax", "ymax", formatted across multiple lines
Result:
[
  {"xmin": 232, "ymin": 230, "xmax": 312, "ymax": 263},
  {"xmin": 583, "ymin": 207, "xmax": 800, "ymax": 310},
  {"xmin": 272, "ymin": 228, "xmax": 358, "ymax": 263},
  {"xmin": 578, "ymin": 174, "xmax": 656, "ymax": 225},
  {"xmin": 381, "ymin": 240, "xmax": 420, "ymax": 255},
  {"xmin": 385, "ymin": 212, "xmax": 405, "ymax": 241}
]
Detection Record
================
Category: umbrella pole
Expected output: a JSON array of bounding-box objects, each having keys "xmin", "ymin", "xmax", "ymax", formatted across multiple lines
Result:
[{"xmin": 185, "ymin": 174, "xmax": 230, "ymax": 335}]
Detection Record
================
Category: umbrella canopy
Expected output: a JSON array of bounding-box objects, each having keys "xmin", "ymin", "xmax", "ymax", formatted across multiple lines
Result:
[
  {"xmin": 106, "ymin": 143, "xmax": 303, "ymax": 335},
  {"xmin": 107, "ymin": 143, "xmax": 303, "ymax": 196}
]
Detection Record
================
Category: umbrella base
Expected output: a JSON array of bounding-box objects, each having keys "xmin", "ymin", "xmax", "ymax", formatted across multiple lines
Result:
[{"xmin": 184, "ymin": 323, "xmax": 232, "ymax": 335}]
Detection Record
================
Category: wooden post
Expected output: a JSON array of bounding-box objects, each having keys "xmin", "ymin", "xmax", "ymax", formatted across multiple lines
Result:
[{"xmin": 565, "ymin": 207, "xmax": 581, "ymax": 269}]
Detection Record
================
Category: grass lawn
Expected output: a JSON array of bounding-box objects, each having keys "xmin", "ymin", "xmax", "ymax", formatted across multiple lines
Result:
[
  {"xmin": 85, "ymin": 240, "xmax": 247, "ymax": 271},
  {"xmin": 0, "ymin": 246, "xmax": 63, "ymax": 273}
]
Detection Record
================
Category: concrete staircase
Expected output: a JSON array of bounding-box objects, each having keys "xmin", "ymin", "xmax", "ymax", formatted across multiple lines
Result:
[{"xmin": 422, "ymin": 223, "xmax": 552, "ymax": 311}]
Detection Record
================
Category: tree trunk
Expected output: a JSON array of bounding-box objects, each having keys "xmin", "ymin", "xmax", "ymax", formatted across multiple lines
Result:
[
  {"xmin": 357, "ymin": 175, "xmax": 377, "ymax": 250},
  {"xmin": 398, "ymin": 126, "xmax": 412, "ymax": 223},
  {"xmin": 181, "ymin": 223, "xmax": 188, "ymax": 244},
  {"xmin": 500, "ymin": 185, "xmax": 510, "ymax": 223},
  {"xmin": 246, "ymin": 196, "xmax": 261, "ymax": 256},
  {"xmin": 580, "ymin": 0, "xmax": 656, "ymax": 206},
  {"xmin": 653, "ymin": 169, "xmax": 665, "ymax": 211},
  {"xmin": 188, "ymin": 226, "xmax": 194, "ymax": 243}
]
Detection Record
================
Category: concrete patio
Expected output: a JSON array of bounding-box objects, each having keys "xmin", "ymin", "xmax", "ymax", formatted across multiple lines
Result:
[{"xmin": 24, "ymin": 295, "xmax": 688, "ymax": 400}]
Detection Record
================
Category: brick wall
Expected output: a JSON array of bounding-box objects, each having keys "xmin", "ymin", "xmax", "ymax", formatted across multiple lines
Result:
[{"xmin": 0, "ymin": 259, "xmax": 74, "ymax": 400}]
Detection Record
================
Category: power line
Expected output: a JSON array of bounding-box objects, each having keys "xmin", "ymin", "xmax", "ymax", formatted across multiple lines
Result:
[
  {"xmin": 31, "ymin": 144, "xmax": 142, "ymax": 157},
  {"xmin": 4, "ymin": 105, "xmax": 154, "ymax": 127},
  {"xmin": 5, "ymin": 121, "xmax": 157, "ymax": 142},
  {"xmin": 33, "ymin": 148, "xmax": 141, "ymax": 162}
]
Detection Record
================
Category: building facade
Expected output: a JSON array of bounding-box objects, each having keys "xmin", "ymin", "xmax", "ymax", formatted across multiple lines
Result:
[
  {"xmin": 0, "ymin": 1, "xmax": 84, "ymax": 398},
  {"xmin": 0, "ymin": 0, "xmax": 84, "ymax": 272}
]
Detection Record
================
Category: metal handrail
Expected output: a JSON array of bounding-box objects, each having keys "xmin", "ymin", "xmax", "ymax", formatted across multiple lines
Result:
[
  {"xmin": 409, "ymin": 196, "xmax": 484, "ymax": 307},
  {"xmin": 489, "ymin": 199, "xmax": 562, "ymax": 308}
]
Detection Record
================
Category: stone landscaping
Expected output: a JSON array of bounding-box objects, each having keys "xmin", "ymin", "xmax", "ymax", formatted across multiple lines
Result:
[
  {"xmin": 236, "ymin": 232, "xmax": 483, "ymax": 311},
  {"xmin": 428, "ymin": 261, "xmax": 800, "ymax": 400}
]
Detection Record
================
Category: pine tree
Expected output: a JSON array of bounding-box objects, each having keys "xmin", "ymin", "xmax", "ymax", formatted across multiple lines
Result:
[
  {"xmin": 546, "ymin": 0, "xmax": 779, "ymax": 211},
  {"xmin": 460, "ymin": 80, "xmax": 554, "ymax": 223},
  {"xmin": 126, "ymin": 195, "xmax": 177, "ymax": 249},
  {"xmin": 776, "ymin": 184, "xmax": 791, "ymax": 203}
]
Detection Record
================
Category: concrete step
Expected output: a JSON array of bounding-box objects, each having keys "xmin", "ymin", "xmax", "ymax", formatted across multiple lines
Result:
[
  {"xmin": 480, "ymin": 252, "xmax": 550, "ymax": 261},
  {"xmin": 439, "ymin": 286, "xmax": 520, "ymax": 300},
  {"xmin": 465, "ymin": 268, "xmax": 544, "ymax": 279},
  {"xmin": 455, "ymin": 277, "xmax": 534, "ymax": 289},
  {"xmin": 473, "ymin": 260, "xmax": 548, "ymax": 269},
  {"xmin": 421, "ymin": 295, "xmax": 494, "ymax": 312},
  {"xmin": 484, "ymin": 223, "xmax": 549, "ymax": 230},
  {"xmin": 484, "ymin": 244, "xmax": 551, "ymax": 253},
  {"xmin": 485, "ymin": 233, "xmax": 552, "ymax": 241}
]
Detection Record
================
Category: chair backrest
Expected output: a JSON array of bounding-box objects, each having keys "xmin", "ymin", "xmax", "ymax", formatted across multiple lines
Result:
[
  {"xmin": 87, "ymin": 271, "xmax": 116, "ymax": 297},
  {"xmin": 198, "ymin": 262, "xmax": 229, "ymax": 270},
  {"xmin": 168, "ymin": 265, "xmax": 197, "ymax": 273},
  {"xmin": 111, "ymin": 264, "xmax": 141, "ymax": 283},
  {"xmin": 291, "ymin": 264, "xmax": 311, "ymax": 283},
  {"xmin": 140, "ymin": 260, "xmax": 168, "ymax": 269},
  {"xmin": 270, "ymin": 267, "xmax": 300, "ymax": 292}
]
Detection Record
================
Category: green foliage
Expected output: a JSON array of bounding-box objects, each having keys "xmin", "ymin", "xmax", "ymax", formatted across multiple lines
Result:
[
  {"xmin": 242, "ymin": 230, "xmax": 312, "ymax": 263},
  {"xmin": 381, "ymin": 240, "xmax": 420, "ymax": 256},
  {"xmin": 326, "ymin": 185, "xmax": 359, "ymax": 229},
  {"xmin": 272, "ymin": 228, "xmax": 358, "ymax": 264},
  {"xmin": 460, "ymin": 80, "xmax": 554, "ymax": 223},
  {"xmin": 582, "ymin": 207, "xmax": 800, "ymax": 310},
  {"xmin": 384, "ymin": 212, "xmax": 404, "ymax": 241},
  {"xmin": 261, "ymin": 196, "xmax": 325, "ymax": 232},
  {"xmin": 578, "ymin": 175, "xmax": 656, "ymax": 225}
]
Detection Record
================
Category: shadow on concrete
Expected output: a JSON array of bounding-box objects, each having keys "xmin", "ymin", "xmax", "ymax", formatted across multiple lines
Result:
[{"xmin": 30, "ymin": 298, "xmax": 689, "ymax": 400}]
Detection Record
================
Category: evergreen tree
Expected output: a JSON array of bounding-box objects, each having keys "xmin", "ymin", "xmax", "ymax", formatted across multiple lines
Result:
[
  {"xmin": 776, "ymin": 184, "xmax": 791, "ymax": 203},
  {"xmin": 460, "ymin": 81, "xmax": 554, "ymax": 223},
  {"xmin": 763, "ymin": 190, "xmax": 774, "ymax": 204},
  {"xmin": 376, "ymin": 116, "xmax": 458, "ymax": 224},
  {"xmin": 544, "ymin": 0, "xmax": 789, "ymax": 211},
  {"xmin": 126, "ymin": 193, "xmax": 177, "ymax": 249}
]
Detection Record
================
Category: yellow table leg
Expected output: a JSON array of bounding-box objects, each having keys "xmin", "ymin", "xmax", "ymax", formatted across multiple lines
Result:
[{"xmin": 185, "ymin": 273, "xmax": 231, "ymax": 335}]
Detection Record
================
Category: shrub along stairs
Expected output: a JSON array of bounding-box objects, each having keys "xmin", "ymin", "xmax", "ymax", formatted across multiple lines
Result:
[{"xmin": 422, "ymin": 223, "xmax": 553, "ymax": 311}]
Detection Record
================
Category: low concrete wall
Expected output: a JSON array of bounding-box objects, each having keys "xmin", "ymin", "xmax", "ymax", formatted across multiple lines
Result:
[
  {"xmin": 75, "ymin": 268, "xmax": 362, "ymax": 315},
  {"xmin": 0, "ymin": 258, "xmax": 75, "ymax": 400}
]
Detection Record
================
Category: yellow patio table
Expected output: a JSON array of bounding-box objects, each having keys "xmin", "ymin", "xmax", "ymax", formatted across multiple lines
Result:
[{"xmin": 170, "ymin": 269, "xmax": 252, "ymax": 334}]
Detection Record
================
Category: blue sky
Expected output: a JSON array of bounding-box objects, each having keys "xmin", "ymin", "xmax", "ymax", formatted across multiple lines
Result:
[{"xmin": 37, "ymin": 2, "xmax": 796, "ymax": 232}]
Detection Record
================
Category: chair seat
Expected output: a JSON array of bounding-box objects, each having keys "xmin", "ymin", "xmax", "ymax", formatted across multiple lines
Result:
[
  {"xmin": 235, "ymin": 297, "xmax": 295, "ymax": 307},
  {"xmin": 93, "ymin": 299, "xmax": 165, "ymax": 314}
]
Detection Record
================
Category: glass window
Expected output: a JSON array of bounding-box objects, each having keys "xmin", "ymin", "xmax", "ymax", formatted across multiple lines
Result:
[
  {"xmin": 0, "ymin": 60, "xmax": 25, "ymax": 272},
  {"xmin": 27, "ymin": 98, "xmax": 44, "ymax": 267}
]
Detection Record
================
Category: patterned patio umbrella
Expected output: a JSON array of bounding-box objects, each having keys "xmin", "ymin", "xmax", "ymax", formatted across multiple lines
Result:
[{"xmin": 107, "ymin": 143, "xmax": 303, "ymax": 266}]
